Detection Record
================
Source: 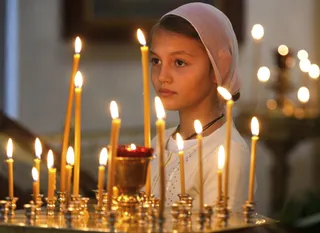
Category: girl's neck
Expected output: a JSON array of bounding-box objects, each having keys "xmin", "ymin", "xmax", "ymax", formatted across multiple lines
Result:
[{"xmin": 177, "ymin": 102, "xmax": 225, "ymax": 140}]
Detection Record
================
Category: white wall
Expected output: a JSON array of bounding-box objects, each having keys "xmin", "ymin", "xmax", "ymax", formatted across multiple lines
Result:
[{"xmin": 10, "ymin": 0, "xmax": 319, "ymax": 216}]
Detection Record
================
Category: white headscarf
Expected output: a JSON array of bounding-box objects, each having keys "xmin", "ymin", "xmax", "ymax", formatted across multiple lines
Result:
[{"xmin": 161, "ymin": 2, "xmax": 241, "ymax": 95}]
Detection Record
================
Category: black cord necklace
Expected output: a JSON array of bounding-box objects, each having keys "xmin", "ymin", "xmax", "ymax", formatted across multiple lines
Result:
[{"xmin": 174, "ymin": 114, "xmax": 225, "ymax": 140}]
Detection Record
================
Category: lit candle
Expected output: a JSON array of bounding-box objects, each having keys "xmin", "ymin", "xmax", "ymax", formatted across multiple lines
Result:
[
  {"xmin": 34, "ymin": 138, "xmax": 42, "ymax": 194},
  {"xmin": 217, "ymin": 86, "xmax": 234, "ymax": 208},
  {"xmin": 137, "ymin": 29, "xmax": 152, "ymax": 197},
  {"xmin": 6, "ymin": 139, "xmax": 14, "ymax": 198},
  {"xmin": 107, "ymin": 101, "xmax": 121, "ymax": 211},
  {"xmin": 98, "ymin": 148, "xmax": 108, "ymax": 208},
  {"xmin": 176, "ymin": 133, "xmax": 185, "ymax": 195},
  {"xmin": 65, "ymin": 146, "xmax": 74, "ymax": 205},
  {"xmin": 248, "ymin": 117, "xmax": 259, "ymax": 202},
  {"xmin": 194, "ymin": 120, "xmax": 204, "ymax": 213},
  {"xmin": 155, "ymin": 96, "xmax": 166, "ymax": 218},
  {"xmin": 47, "ymin": 150, "xmax": 56, "ymax": 201},
  {"xmin": 251, "ymin": 24, "xmax": 264, "ymax": 98},
  {"xmin": 60, "ymin": 37, "xmax": 82, "ymax": 192},
  {"xmin": 32, "ymin": 167, "xmax": 39, "ymax": 203},
  {"xmin": 73, "ymin": 71, "xmax": 83, "ymax": 196},
  {"xmin": 217, "ymin": 145, "xmax": 225, "ymax": 201}
]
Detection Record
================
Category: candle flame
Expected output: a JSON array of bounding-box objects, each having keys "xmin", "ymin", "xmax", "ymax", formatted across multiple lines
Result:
[
  {"xmin": 7, "ymin": 138, "xmax": 13, "ymax": 159},
  {"xmin": 130, "ymin": 143, "xmax": 136, "ymax": 150},
  {"xmin": 74, "ymin": 71, "xmax": 83, "ymax": 88},
  {"xmin": 217, "ymin": 86, "xmax": 232, "ymax": 101},
  {"xmin": 155, "ymin": 96, "xmax": 166, "ymax": 119},
  {"xmin": 218, "ymin": 145, "xmax": 225, "ymax": 170},
  {"xmin": 176, "ymin": 133, "xmax": 184, "ymax": 151},
  {"xmin": 297, "ymin": 50, "xmax": 308, "ymax": 60},
  {"xmin": 35, "ymin": 138, "xmax": 42, "ymax": 159},
  {"xmin": 137, "ymin": 29, "xmax": 146, "ymax": 46},
  {"xmin": 75, "ymin": 36, "xmax": 82, "ymax": 54},
  {"xmin": 278, "ymin": 45, "xmax": 289, "ymax": 56},
  {"xmin": 47, "ymin": 150, "xmax": 54, "ymax": 169},
  {"xmin": 299, "ymin": 59, "xmax": 311, "ymax": 73},
  {"xmin": 110, "ymin": 101, "xmax": 119, "ymax": 119},
  {"xmin": 251, "ymin": 24, "xmax": 264, "ymax": 40},
  {"xmin": 297, "ymin": 87, "xmax": 310, "ymax": 103},
  {"xmin": 251, "ymin": 117, "xmax": 259, "ymax": 136},
  {"xmin": 257, "ymin": 66, "xmax": 270, "ymax": 82},
  {"xmin": 32, "ymin": 167, "xmax": 39, "ymax": 181},
  {"xmin": 66, "ymin": 146, "xmax": 74, "ymax": 165},
  {"xmin": 99, "ymin": 147, "xmax": 108, "ymax": 166},
  {"xmin": 309, "ymin": 64, "xmax": 320, "ymax": 79},
  {"xmin": 194, "ymin": 120, "xmax": 203, "ymax": 134}
]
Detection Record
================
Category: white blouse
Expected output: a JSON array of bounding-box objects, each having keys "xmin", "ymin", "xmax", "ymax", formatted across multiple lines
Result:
[{"xmin": 150, "ymin": 121, "xmax": 252, "ymax": 212}]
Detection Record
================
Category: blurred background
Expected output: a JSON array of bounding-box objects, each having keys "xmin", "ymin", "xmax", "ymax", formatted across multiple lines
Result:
[{"xmin": 0, "ymin": 0, "xmax": 320, "ymax": 228}]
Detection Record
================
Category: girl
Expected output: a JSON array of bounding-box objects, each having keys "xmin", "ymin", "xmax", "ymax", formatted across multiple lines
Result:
[{"xmin": 149, "ymin": 2, "xmax": 252, "ymax": 212}]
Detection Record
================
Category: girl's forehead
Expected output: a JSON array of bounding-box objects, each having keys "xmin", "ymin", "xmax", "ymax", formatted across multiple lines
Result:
[{"xmin": 151, "ymin": 28, "xmax": 204, "ymax": 55}]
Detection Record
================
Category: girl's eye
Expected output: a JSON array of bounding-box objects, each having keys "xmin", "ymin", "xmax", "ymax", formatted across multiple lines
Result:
[
  {"xmin": 151, "ymin": 58, "xmax": 161, "ymax": 65},
  {"xmin": 175, "ymin": 59, "xmax": 186, "ymax": 67}
]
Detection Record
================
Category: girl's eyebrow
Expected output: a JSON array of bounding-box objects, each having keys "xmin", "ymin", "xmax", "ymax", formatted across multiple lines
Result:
[{"xmin": 150, "ymin": 50, "xmax": 194, "ymax": 57}]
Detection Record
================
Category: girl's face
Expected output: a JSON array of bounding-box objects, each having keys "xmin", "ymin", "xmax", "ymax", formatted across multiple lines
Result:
[{"xmin": 151, "ymin": 27, "xmax": 216, "ymax": 111}]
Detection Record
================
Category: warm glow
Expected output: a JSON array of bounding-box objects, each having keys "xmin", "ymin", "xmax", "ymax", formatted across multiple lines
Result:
[
  {"xmin": 32, "ymin": 167, "xmax": 39, "ymax": 181},
  {"xmin": 74, "ymin": 71, "xmax": 83, "ymax": 88},
  {"xmin": 218, "ymin": 145, "xmax": 225, "ymax": 170},
  {"xmin": 251, "ymin": 24, "xmax": 264, "ymax": 40},
  {"xmin": 176, "ymin": 133, "xmax": 184, "ymax": 151},
  {"xmin": 129, "ymin": 143, "xmax": 136, "ymax": 150},
  {"xmin": 299, "ymin": 59, "xmax": 311, "ymax": 73},
  {"xmin": 266, "ymin": 99, "xmax": 277, "ymax": 110},
  {"xmin": 155, "ymin": 96, "xmax": 166, "ymax": 119},
  {"xmin": 75, "ymin": 37, "xmax": 82, "ymax": 54},
  {"xmin": 308, "ymin": 64, "xmax": 320, "ymax": 79},
  {"xmin": 217, "ymin": 86, "xmax": 232, "ymax": 101},
  {"xmin": 297, "ymin": 87, "xmax": 310, "ymax": 103},
  {"xmin": 137, "ymin": 29, "xmax": 146, "ymax": 46},
  {"xmin": 194, "ymin": 120, "xmax": 203, "ymax": 134},
  {"xmin": 251, "ymin": 117, "xmax": 259, "ymax": 136},
  {"xmin": 278, "ymin": 45, "xmax": 289, "ymax": 56},
  {"xmin": 297, "ymin": 50, "xmax": 308, "ymax": 60},
  {"xmin": 7, "ymin": 138, "xmax": 13, "ymax": 159},
  {"xmin": 66, "ymin": 146, "xmax": 74, "ymax": 165},
  {"xmin": 110, "ymin": 101, "xmax": 119, "ymax": 119},
  {"xmin": 99, "ymin": 147, "xmax": 108, "ymax": 166},
  {"xmin": 257, "ymin": 66, "xmax": 270, "ymax": 82},
  {"xmin": 47, "ymin": 150, "xmax": 54, "ymax": 169},
  {"xmin": 35, "ymin": 138, "xmax": 42, "ymax": 159}
]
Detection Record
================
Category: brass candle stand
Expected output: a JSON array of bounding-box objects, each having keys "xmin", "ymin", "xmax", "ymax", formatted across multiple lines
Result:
[
  {"xmin": 0, "ymin": 200, "xmax": 9, "ymax": 221},
  {"xmin": 243, "ymin": 200, "xmax": 256, "ymax": 223},
  {"xmin": 31, "ymin": 194, "xmax": 43, "ymax": 217},
  {"xmin": 215, "ymin": 198, "xmax": 230, "ymax": 228},
  {"xmin": 56, "ymin": 191, "xmax": 66, "ymax": 214},
  {"xmin": 5, "ymin": 197, "xmax": 18, "ymax": 217},
  {"xmin": 46, "ymin": 197, "xmax": 57, "ymax": 216}
]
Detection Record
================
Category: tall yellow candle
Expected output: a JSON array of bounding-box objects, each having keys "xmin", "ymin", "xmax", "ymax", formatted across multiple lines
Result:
[
  {"xmin": 155, "ymin": 96, "xmax": 166, "ymax": 218},
  {"xmin": 107, "ymin": 101, "xmax": 121, "ymax": 211},
  {"xmin": 176, "ymin": 133, "xmax": 185, "ymax": 195},
  {"xmin": 32, "ymin": 167, "xmax": 39, "ymax": 203},
  {"xmin": 248, "ymin": 117, "xmax": 259, "ymax": 202},
  {"xmin": 98, "ymin": 148, "xmax": 107, "ymax": 208},
  {"xmin": 60, "ymin": 37, "xmax": 82, "ymax": 192},
  {"xmin": 47, "ymin": 150, "xmax": 56, "ymax": 201},
  {"xmin": 6, "ymin": 139, "xmax": 14, "ymax": 198},
  {"xmin": 137, "ymin": 29, "xmax": 152, "ymax": 197},
  {"xmin": 217, "ymin": 86, "xmax": 234, "ymax": 208},
  {"xmin": 194, "ymin": 120, "xmax": 204, "ymax": 213},
  {"xmin": 217, "ymin": 145, "xmax": 225, "ymax": 201},
  {"xmin": 65, "ymin": 146, "xmax": 74, "ymax": 205},
  {"xmin": 34, "ymin": 138, "xmax": 42, "ymax": 195},
  {"xmin": 73, "ymin": 71, "xmax": 83, "ymax": 196}
]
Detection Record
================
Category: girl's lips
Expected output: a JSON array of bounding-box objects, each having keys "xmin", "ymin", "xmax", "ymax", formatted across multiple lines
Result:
[{"xmin": 159, "ymin": 88, "xmax": 176, "ymax": 97}]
